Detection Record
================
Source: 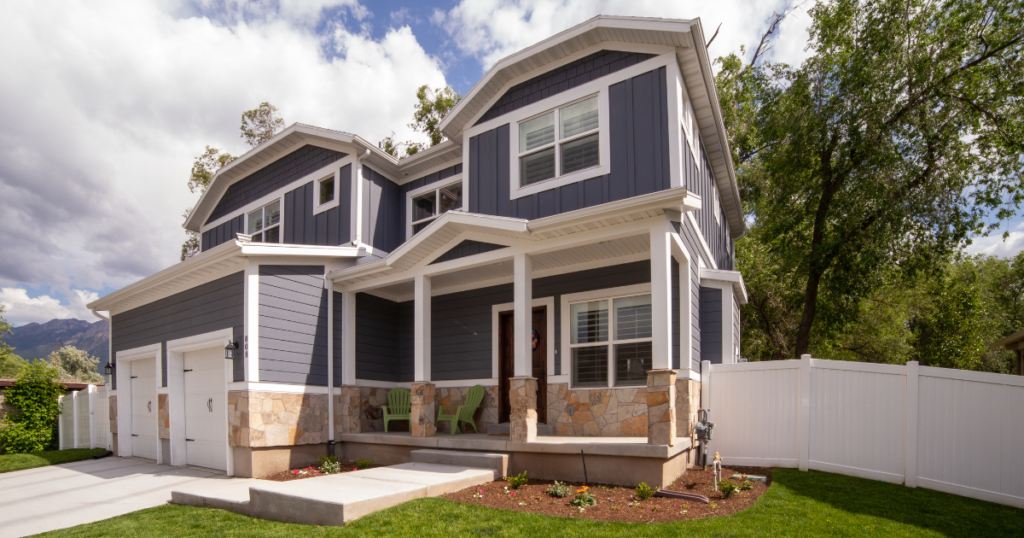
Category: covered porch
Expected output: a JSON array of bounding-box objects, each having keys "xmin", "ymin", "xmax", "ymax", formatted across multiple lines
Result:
[{"xmin": 327, "ymin": 188, "xmax": 704, "ymax": 461}]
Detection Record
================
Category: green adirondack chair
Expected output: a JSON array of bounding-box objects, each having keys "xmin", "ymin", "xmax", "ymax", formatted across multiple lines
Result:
[
  {"xmin": 437, "ymin": 384, "xmax": 485, "ymax": 435},
  {"xmin": 381, "ymin": 387, "xmax": 411, "ymax": 432}
]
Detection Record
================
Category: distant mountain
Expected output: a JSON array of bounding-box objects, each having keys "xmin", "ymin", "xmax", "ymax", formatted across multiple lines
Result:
[{"xmin": 5, "ymin": 318, "xmax": 109, "ymax": 369}]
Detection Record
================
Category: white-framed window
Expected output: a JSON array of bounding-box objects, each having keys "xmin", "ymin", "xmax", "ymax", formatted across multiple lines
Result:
[
  {"xmin": 568, "ymin": 291, "xmax": 653, "ymax": 388},
  {"xmin": 247, "ymin": 199, "xmax": 281, "ymax": 243},
  {"xmin": 313, "ymin": 171, "xmax": 339, "ymax": 215},
  {"xmin": 408, "ymin": 180, "xmax": 463, "ymax": 237},
  {"xmin": 677, "ymin": 78, "xmax": 700, "ymax": 171},
  {"xmin": 507, "ymin": 90, "xmax": 611, "ymax": 200}
]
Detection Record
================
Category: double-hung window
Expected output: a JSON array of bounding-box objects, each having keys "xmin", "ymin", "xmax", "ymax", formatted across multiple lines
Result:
[
  {"xmin": 518, "ymin": 95, "xmax": 601, "ymax": 187},
  {"xmin": 569, "ymin": 292, "xmax": 653, "ymax": 388},
  {"xmin": 247, "ymin": 200, "xmax": 281, "ymax": 243},
  {"xmin": 410, "ymin": 181, "xmax": 463, "ymax": 236}
]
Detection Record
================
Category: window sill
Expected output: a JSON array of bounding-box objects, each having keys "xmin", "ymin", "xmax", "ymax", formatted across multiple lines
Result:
[{"xmin": 510, "ymin": 163, "xmax": 610, "ymax": 200}]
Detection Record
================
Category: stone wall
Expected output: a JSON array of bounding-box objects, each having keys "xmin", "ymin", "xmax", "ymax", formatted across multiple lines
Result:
[
  {"xmin": 109, "ymin": 395, "xmax": 117, "ymax": 434},
  {"xmin": 228, "ymin": 391, "xmax": 329, "ymax": 448},
  {"xmin": 546, "ymin": 384, "xmax": 649, "ymax": 437},
  {"xmin": 158, "ymin": 394, "xmax": 169, "ymax": 440},
  {"xmin": 676, "ymin": 379, "xmax": 700, "ymax": 440},
  {"xmin": 436, "ymin": 386, "xmax": 499, "ymax": 434}
]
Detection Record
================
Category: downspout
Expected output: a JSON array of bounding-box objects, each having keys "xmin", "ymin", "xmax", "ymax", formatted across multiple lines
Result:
[{"xmin": 351, "ymin": 148, "xmax": 371, "ymax": 247}]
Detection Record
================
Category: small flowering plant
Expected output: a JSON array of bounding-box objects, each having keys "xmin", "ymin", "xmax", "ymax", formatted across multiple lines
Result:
[{"xmin": 472, "ymin": 488, "xmax": 484, "ymax": 499}]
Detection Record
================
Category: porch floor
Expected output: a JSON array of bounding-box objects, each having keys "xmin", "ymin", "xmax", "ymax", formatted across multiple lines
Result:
[{"xmin": 337, "ymin": 432, "xmax": 691, "ymax": 459}]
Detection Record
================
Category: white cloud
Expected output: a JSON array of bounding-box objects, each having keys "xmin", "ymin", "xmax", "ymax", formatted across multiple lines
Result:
[
  {"xmin": 0, "ymin": 1, "xmax": 447, "ymax": 299},
  {"xmin": 966, "ymin": 222, "xmax": 1024, "ymax": 258},
  {"xmin": 0, "ymin": 288, "xmax": 100, "ymax": 326},
  {"xmin": 433, "ymin": 0, "xmax": 813, "ymax": 72}
]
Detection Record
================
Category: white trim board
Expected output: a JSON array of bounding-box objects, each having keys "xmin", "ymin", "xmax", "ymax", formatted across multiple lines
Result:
[{"xmin": 492, "ymin": 297, "xmax": 557, "ymax": 381}]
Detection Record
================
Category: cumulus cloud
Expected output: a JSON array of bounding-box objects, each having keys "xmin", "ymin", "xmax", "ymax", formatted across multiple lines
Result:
[
  {"xmin": 431, "ymin": 0, "xmax": 814, "ymax": 72},
  {"xmin": 0, "ymin": 1, "xmax": 446, "ymax": 311},
  {"xmin": 0, "ymin": 288, "xmax": 100, "ymax": 326},
  {"xmin": 966, "ymin": 222, "xmax": 1024, "ymax": 258}
]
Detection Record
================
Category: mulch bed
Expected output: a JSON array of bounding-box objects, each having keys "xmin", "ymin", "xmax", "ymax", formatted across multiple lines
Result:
[
  {"xmin": 444, "ymin": 466, "xmax": 771, "ymax": 522},
  {"xmin": 261, "ymin": 460, "xmax": 384, "ymax": 482}
]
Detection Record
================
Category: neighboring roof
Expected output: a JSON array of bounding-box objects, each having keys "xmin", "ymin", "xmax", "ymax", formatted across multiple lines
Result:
[
  {"xmin": 87, "ymin": 239, "xmax": 364, "ymax": 315},
  {"xmin": 329, "ymin": 186, "xmax": 702, "ymax": 286},
  {"xmin": 438, "ymin": 15, "xmax": 746, "ymax": 239},
  {"xmin": 184, "ymin": 125, "xmax": 463, "ymax": 232},
  {"xmin": 991, "ymin": 329, "xmax": 1024, "ymax": 350}
]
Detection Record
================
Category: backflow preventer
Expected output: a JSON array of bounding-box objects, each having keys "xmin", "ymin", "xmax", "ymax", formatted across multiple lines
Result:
[{"xmin": 694, "ymin": 408, "xmax": 715, "ymax": 469}]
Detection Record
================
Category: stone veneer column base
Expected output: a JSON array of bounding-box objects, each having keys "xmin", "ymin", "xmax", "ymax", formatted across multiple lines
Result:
[
  {"xmin": 647, "ymin": 370, "xmax": 677, "ymax": 446},
  {"xmin": 509, "ymin": 377, "xmax": 538, "ymax": 442},
  {"xmin": 410, "ymin": 382, "xmax": 436, "ymax": 437},
  {"xmin": 335, "ymin": 385, "xmax": 361, "ymax": 434}
]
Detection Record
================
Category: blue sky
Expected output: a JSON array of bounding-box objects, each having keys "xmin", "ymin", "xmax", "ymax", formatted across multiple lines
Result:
[{"xmin": 0, "ymin": 0, "xmax": 1019, "ymax": 326}]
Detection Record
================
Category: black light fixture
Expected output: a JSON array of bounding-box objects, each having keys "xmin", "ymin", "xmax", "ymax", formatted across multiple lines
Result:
[
  {"xmin": 224, "ymin": 341, "xmax": 239, "ymax": 360},
  {"xmin": 104, "ymin": 362, "xmax": 114, "ymax": 385}
]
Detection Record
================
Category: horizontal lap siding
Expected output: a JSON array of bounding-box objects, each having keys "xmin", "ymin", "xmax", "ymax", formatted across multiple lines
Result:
[
  {"xmin": 700, "ymin": 287, "xmax": 722, "ymax": 364},
  {"xmin": 469, "ymin": 68, "xmax": 670, "ymax": 219},
  {"xmin": 682, "ymin": 137, "xmax": 734, "ymax": 270},
  {"xmin": 207, "ymin": 145, "xmax": 347, "ymax": 224},
  {"xmin": 259, "ymin": 265, "xmax": 328, "ymax": 386},
  {"xmin": 282, "ymin": 164, "xmax": 351, "ymax": 247},
  {"xmin": 355, "ymin": 293, "xmax": 401, "ymax": 381},
  {"xmin": 672, "ymin": 259, "xmax": 680, "ymax": 370},
  {"xmin": 202, "ymin": 215, "xmax": 244, "ymax": 251},
  {"xmin": 111, "ymin": 272, "xmax": 244, "ymax": 383},
  {"xmin": 333, "ymin": 291, "xmax": 342, "ymax": 386}
]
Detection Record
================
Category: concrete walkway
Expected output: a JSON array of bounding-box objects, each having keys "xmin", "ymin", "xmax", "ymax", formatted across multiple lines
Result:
[{"xmin": 0, "ymin": 457, "xmax": 256, "ymax": 538}]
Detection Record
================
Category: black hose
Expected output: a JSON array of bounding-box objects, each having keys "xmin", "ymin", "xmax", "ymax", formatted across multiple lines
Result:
[
  {"xmin": 92, "ymin": 450, "xmax": 113, "ymax": 460},
  {"xmin": 580, "ymin": 450, "xmax": 588, "ymax": 485}
]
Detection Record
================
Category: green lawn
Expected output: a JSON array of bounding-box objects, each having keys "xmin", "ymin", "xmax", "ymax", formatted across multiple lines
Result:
[
  {"xmin": 0, "ymin": 448, "xmax": 108, "ymax": 474},
  {"xmin": 33, "ymin": 468, "xmax": 1024, "ymax": 537}
]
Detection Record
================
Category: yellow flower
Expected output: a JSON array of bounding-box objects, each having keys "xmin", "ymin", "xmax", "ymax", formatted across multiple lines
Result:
[{"xmin": 576, "ymin": 486, "xmax": 589, "ymax": 494}]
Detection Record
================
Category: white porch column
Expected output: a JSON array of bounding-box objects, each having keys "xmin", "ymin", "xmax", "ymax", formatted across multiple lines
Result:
[
  {"xmin": 414, "ymin": 274, "xmax": 432, "ymax": 382},
  {"xmin": 342, "ymin": 292, "xmax": 357, "ymax": 384},
  {"xmin": 650, "ymin": 219, "xmax": 673, "ymax": 370},
  {"xmin": 513, "ymin": 253, "xmax": 533, "ymax": 377}
]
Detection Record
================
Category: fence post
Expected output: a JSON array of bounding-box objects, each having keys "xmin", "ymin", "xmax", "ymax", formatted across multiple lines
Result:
[
  {"xmin": 799, "ymin": 354, "xmax": 812, "ymax": 472},
  {"xmin": 57, "ymin": 395, "xmax": 65, "ymax": 450},
  {"xmin": 74, "ymin": 390, "xmax": 81, "ymax": 449},
  {"xmin": 905, "ymin": 361, "xmax": 919, "ymax": 488},
  {"xmin": 701, "ymin": 360, "xmax": 711, "ymax": 410},
  {"xmin": 87, "ymin": 385, "xmax": 96, "ymax": 449}
]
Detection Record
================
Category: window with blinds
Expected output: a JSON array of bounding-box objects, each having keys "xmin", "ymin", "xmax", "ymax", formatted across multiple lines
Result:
[
  {"xmin": 569, "ymin": 293, "xmax": 653, "ymax": 388},
  {"xmin": 518, "ymin": 95, "xmax": 601, "ymax": 187}
]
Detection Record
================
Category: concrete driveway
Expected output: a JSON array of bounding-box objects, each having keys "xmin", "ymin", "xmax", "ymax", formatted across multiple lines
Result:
[{"xmin": 0, "ymin": 456, "xmax": 253, "ymax": 538}]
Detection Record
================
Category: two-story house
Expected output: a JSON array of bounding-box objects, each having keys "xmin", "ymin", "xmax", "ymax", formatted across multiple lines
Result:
[{"xmin": 88, "ymin": 15, "xmax": 747, "ymax": 486}]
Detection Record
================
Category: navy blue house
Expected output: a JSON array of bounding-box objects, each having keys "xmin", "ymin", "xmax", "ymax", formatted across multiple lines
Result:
[{"xmin": 89, "ymin": 16, "xmax": 748, "ymax": 483}]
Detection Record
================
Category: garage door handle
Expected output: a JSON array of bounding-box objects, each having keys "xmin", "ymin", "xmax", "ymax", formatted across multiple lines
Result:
[
  {"xmin": 131, "ymin": 434, "xmax": 139, "ymax": 437},
  {"xmin": 207, "ymin": 398, "xmax": 213, "ymax": 413},
  {"xmin": 147, "ymin": 401, "xmax": 152, "ymax": 413},
  {"xmin": 186, "ymin": 438, "xmax": 195, "ymax": 442}
]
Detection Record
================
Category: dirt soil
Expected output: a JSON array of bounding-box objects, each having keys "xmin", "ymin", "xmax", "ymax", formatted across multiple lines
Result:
[
  {"xmin": 261, "ymin": 460, "xmax": 383, "ymax": 482},
  {"xmin": 444, "ymin": 466, "xmax": 771, "ymax": 522}
]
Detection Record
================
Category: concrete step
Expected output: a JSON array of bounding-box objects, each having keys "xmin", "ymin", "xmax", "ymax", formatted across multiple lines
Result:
[
  {"xmin": 485, "ymin": 422, "xmax": 555, "ymax": 435},
  {"xmin": 410, "ymin": 449, "xmax": 509, "ymax": 477},
  {"xmin": 170, "ymin": 478, "xmax": 263, "ymax": 516}
]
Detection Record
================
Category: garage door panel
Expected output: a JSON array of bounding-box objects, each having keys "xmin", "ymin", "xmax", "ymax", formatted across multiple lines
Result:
[
  {"xmin": 184, "ymin": 348, "xmax": 227, "ymax": 471},
  {"xmin": 130, "ymin": 360, "xmax": 157, "ymax": 460}
]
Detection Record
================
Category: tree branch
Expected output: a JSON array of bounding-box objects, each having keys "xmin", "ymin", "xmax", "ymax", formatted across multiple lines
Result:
[{"xmin": 706, "ymin": 23, "xmax": 722, "ymax": 48}]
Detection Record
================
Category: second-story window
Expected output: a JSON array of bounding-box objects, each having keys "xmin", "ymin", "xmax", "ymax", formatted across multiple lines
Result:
[
  {"xmin": 319, "ymin": 176, "xmax": 335, "ymax": 205},
  {"xmin": 519, "ymin": 95, "xmax": 600, "ymax": 186},
  {"xmin": 410, "ymin": 181, "xmax": 462, "ymax": 235},
  {"xmin": 248, "ymin": 200, "xmax": 281, "ymax": 243}
]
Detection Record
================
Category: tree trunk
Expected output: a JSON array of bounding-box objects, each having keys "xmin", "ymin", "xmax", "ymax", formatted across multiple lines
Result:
[{"xmin": 794, "ymin": 268, "xmax": 822, "ymax": 357}]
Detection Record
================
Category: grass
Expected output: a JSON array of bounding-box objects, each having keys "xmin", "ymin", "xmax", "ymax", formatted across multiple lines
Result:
[
  {"xmin": 32, "ymin": 468, "xmax": 1024, "ymax": 537},
  {"xmin": 0, "ymin": 448, "xmax": 108, "ymax": 474}
]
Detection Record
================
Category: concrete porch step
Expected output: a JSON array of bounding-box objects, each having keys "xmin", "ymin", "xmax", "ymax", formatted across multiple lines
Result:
[
  {"xmin": 410, "ymin": 449, "xmax": 509, "ymax": 477},
  {"xmin": 485, "ymin": 422, "xmax": 555, "ymax": 436}
]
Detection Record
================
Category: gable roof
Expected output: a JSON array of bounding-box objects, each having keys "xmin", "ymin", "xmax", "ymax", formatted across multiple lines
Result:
[{"xmin": 437, "ymin": 15, "xmax": 746, "ymax": 239}]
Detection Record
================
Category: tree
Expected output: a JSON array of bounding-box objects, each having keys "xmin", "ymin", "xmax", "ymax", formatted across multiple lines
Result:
[
  {"xmin": 380, "ymin": 85, "xmax": 463, "ymax": 157},
  {"xmin": 240, "ymin": 102, "xmax": 285, "ymax": 147},
  {"xmin": 46, "ymin": 346, "xmax": 104, "ymax": 384},
  {"xmin": 181, "ymin": 103, "xmax": 286, "ymax": 260},
  {"xmin": 0, "ymin": 305, "xmax": 27, "ymax": 378},
  {"xmin": 737, "ymin": 0, "xmax": 1024, "ymax": 356}
]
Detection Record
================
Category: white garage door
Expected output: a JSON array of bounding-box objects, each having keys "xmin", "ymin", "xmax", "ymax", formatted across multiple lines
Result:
[
  {"xmin": 184, "ymin": 347, "xmax": 227, "ymax": 471},
  {"xmin": 130, "ymin": 360, "xmax": 157, "ymax": 460}
]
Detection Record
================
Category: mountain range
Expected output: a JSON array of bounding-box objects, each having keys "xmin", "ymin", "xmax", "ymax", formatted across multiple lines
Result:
[{"xmin": 4, "ymin": 318, "xmax": 109, "ymax": 369}]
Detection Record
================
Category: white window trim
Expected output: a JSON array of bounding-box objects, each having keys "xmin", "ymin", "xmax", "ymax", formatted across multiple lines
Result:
[
  {"xmin": 313, "ymin": 169, "xmax": 341, "ymax": 215},
  {"xmin": 508, "ymin": 90, "xmax": 611, "ymax": 200},
  {"xmin": 559, "ymin": 283, "xmax": 652, "ymax": 389},
  {"xmin": 405, "ymin": 175, "xmax": 464, "ymax": 241},
  {"xmin": 246, "ymin": 199, "xmax": 284, "ymax": 244}
]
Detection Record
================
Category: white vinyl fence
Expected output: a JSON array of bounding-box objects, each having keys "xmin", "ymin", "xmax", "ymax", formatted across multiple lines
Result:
[
  {"xmin": 703, "ymin": 357, "xmax": 1024, "ymax": 508},
  {"xmin": 58, "ymin": 385, "xmax": 110, "ymax": 451}
]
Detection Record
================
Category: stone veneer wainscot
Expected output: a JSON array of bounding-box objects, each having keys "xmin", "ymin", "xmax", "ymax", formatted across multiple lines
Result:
[{"xmin": 228, "ymin": 391, "xmax": 329, "ymax": 447}]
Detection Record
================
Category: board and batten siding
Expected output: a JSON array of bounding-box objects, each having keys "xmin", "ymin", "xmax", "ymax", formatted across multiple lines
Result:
[
  {"xmin": 700, "ymin": 287, "xmax": 723, "ymax": 364},
  {"xmin": 682, "ymin": 137, "xmax": 734, "ymax": 270},
  {"xmin": 258, "ymin": 265, "xmax": 329, "ymax": 386},
  {"xmin": 281, "ymin": 164, "xmax": 352, "ymax": 247},
  {"xmin": 430, "ymin": 240, "xmax": 508, "ymax": 265},
  {"xmin": 362, "ymin": 166, "xmax": 404, "ymax": 254},
  {"xmin": 202, "ymin": 215, "xmax": 244, "ymax": 252},
  {"xmin": 111, "ymin": 272, "xmax": 245, "ymax": 384},
  {"xmin": 468, "ymin": 67, "xmax": 670, "ymax": 220},
  {"xmin": 355, "ymin": 292, "xmax": 403, "ymax": 382}
]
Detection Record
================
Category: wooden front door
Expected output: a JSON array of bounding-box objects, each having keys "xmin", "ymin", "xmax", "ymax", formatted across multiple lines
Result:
[{"xmin": 498, "ymin": 307, "xmax": 547, "ymax": 424}]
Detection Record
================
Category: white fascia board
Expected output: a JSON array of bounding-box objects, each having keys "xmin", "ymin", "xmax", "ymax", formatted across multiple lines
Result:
[
  {"xmin": 385, "ymin": 212, "xmax": 529, "ymax": 267},
  {"xmin": 528, "ymin": 187, "xmax": 700, "ymax": 234},
  {"xmin": 239, "ymin": 243, "xmax": 364, "ymax": 258},
  {"xmin": 699, "ymin": 267, "xmax": 748, "ymax": 304}
]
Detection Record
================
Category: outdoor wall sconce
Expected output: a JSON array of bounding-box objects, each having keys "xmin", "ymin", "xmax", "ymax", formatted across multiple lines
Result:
[
  {"xmin": 104, "ymin": 362, "xmax": 114, "ymax": 385},
  {"xmin": 224, "ymin": 341, "xmax": 239, "ymax": 361}
]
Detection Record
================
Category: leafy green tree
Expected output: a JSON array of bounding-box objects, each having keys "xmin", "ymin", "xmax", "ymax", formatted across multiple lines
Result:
[
  {"xmin": 735, "ymin": 0, "xmax": 1024, "ymax": 356},
  {"xmin": 380, "ymin": 85, "xmax": 463, "ymax": 157},
  {"xmin": 46, "ymin": 346, "xmax": 104, "ymax": 384},
  {"xmin": 0, "ymin": 362, "xmax": 64, "ymax": 454},
  {"xmin": 0, "ymin": 305, "xmax": 27, "ymax": 378},
  {"xmin": 181, "ymin": 102, "xmax": 285, "ymax": 260},
  {"xmin": 910, "ymin": 260, "xmax": 993, "ymax": 370}
]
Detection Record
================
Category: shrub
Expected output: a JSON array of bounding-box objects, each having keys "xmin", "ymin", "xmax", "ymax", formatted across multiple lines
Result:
[
  {"xmin": 317, "ymin": 455, "xmax": 341, "ymax": 474},
  {"xmin": 0, "ymin": 363, "xmax": 64, "ymax": 455},
  {"xmin": 570, "ymin": 491, "xmax": 597, "ymax": 507},
  {"xmin": 547, "ymin": 481, "xmax": 571, "ymax": 498},
  {"xmin": 740, "ymin": 480, "xmax": 754, "ymax": 491},
  {"xmin": 718, "ymin": 480, "xmax": 739, "ymax": 498},
  {"xmin": 355, "ymin": 458, "xmax": 373, "ymax": 470},
  {"xmin": 505, "ymin": 470, "xmax": 528, "ymax": 489},
  {"xmin": 636, "ymin": 481, "xmax": 655, "ymax": 500}
]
